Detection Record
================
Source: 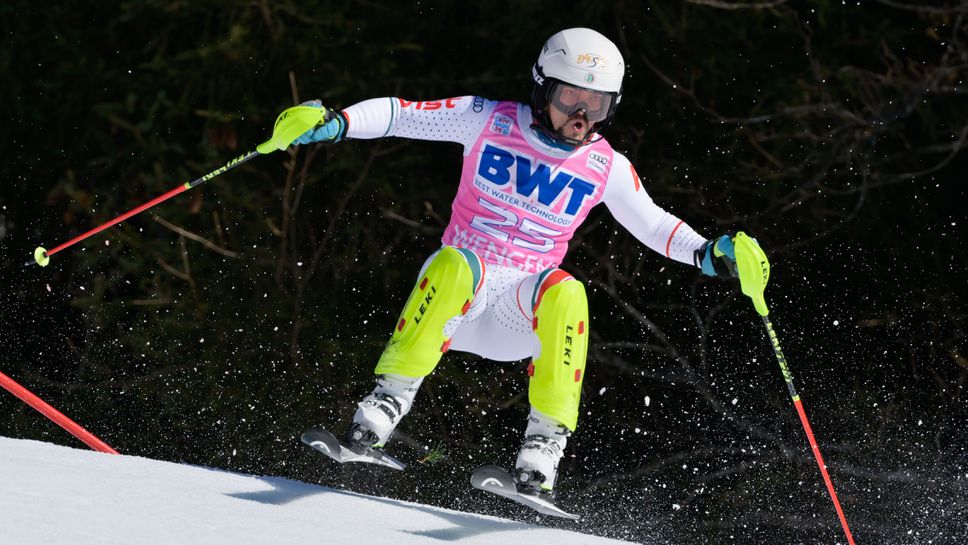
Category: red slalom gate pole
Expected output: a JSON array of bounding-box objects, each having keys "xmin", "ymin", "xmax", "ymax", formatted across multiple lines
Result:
[{"xmin": 0, "ymin": 371, "xmax": 119, "ymax": 454}]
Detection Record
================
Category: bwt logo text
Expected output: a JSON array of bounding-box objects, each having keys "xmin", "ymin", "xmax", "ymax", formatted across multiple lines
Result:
[{"xmin": 476, "ymin": 144, "xmax": 595, "ymax": 216}]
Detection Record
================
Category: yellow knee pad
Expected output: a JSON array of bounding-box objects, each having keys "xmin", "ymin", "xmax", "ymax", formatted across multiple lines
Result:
[
  {"xmin": 375, "ymin": 246, "xmax": 484, "ymax": 378},
  {"xmin": 527, "ymin": 272, "xmax": 589, "ymax": 432}
]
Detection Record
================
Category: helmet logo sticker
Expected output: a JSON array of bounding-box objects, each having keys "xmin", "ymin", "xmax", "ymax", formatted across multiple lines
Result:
[{"xmin": 577, "ymin": 53, "xmax": 607, "ymax": 68}]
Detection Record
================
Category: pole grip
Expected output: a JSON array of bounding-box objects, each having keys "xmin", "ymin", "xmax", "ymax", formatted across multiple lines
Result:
[{"xmin": 0, "ymin": 371, "xmax": 119, "ymax": 454}]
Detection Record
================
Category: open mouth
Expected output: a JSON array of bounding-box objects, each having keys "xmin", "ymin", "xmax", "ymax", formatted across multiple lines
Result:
[
  {"xmin": 552, "ymin": 110, "xmax": 591, "ymax": 139},
  {"xmin": 560, "ymin": 113, "xmax": 588, "ymax": 135}
]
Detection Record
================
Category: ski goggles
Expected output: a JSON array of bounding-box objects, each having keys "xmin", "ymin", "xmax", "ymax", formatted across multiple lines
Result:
[{"xmin": 547, "ymin": 82, "xmax": 616, "ymax": 123}]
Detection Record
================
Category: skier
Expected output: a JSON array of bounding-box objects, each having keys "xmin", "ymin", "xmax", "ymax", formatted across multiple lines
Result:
[{"xmin": 295, "ymin": 28, "xmax": 758, "ymax": 499}]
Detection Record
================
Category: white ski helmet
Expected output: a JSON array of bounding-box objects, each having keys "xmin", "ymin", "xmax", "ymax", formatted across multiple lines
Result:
[{"xmin": 530, "ymin": 28, "xmax": 625, "ymax": 145}]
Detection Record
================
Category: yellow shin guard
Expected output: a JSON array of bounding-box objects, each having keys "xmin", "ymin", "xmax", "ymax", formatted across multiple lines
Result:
[
  {"xmin": 375, "ymin": 246, "xmax": 484, "ymax": 378},
  {"xmin": 528, "ymin": 273, "xmax": 589, "ymax": 431}
]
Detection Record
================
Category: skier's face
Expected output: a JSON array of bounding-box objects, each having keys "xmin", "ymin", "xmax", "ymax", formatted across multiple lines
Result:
[{"xmin": 548, "ymin": 103, "xmax": 591, "ymax": 141}]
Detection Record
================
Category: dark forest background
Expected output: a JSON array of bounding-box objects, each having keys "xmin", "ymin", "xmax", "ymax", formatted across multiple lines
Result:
[{"xmin": 1, "ymin": 2, "xmax": 966, "ymax": 544}]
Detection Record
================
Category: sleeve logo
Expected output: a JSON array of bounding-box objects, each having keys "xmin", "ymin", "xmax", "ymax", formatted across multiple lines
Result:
[{"xmin": 398, "ymin": 98, "xmax": 461, "ymax": 110}]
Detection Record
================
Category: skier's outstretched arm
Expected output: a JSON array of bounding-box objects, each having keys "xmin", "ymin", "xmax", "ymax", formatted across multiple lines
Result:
[
  {"xmin": 601, "ymin": 153, "xmax": 753, "ymax": 277},
  {"xmin": 293, "ymin": 96, "xmax": 497, "ymax": 148},
  {"xmin": 601, "ymin": 153, "xmax": 709, "ymax": 268}
]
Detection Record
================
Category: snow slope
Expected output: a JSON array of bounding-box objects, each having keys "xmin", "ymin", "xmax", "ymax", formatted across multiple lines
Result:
[{"xmin": 0, "ymin": 437, "xmax": 637, "ymax": 545}]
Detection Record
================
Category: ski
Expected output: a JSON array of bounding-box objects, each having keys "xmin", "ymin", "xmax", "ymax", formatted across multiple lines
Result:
[
  {"xmin": 470, "ymin": 465, "xmax": 579, "ymax": 520},
  {"xmin": 301, "ymin": 428, "xmax": 406, "ymax": 471}
]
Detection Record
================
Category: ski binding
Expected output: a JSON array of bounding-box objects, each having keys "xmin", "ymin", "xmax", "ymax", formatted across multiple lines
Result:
[
  {"xmin": 301, "ymin": 428, "xmax": 406, "ymax": 471},
  {"xmin": 471, "ymin": 465, "xmax": 579, "ymax": 520}
]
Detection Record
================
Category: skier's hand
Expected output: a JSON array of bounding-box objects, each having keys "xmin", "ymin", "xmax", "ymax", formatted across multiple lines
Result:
[
  {"xmin": 696, "ymin": 234, "xmax": 741, "ymax": 278},
  {"xmin": 292, "ymin": 100, "xmax": 347, "ymax": 145}
]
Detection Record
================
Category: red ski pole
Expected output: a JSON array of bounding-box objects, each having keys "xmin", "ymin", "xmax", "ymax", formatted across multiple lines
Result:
[
  {"xmin": 27, "ymin": 104, "xmax": 328, "ymax": 268},
  {"xmin": 732, "ymin": 233, "xmax": 857, "ymax": 545},
  {"xmin": 26, "ymin": 152, "xmax": 259, "ymax": 268},
  {"xmin": 0, "ymin": 371, "xmax": 118, "ymax": 454}
]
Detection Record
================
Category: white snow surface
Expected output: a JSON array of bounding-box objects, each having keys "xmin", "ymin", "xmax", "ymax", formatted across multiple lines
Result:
[{"xmin": 0, "ymin": 437, "xmax": 636, "ymax": 545}]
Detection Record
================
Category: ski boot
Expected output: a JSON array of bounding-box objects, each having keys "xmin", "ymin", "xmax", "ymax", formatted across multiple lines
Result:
[
  {"xmin": 513, "ymin": 408, "xmax": 570, "ymax": 499},
  {"xmin": 346, "ymin": 373, "xmax": 423, "ymax": 451}
]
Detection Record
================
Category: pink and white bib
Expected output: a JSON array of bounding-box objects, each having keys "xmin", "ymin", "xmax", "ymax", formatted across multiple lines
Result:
[{"xmin": 442, "ymin": 102, "xmax": 613, "ymax": 273}]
